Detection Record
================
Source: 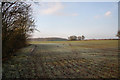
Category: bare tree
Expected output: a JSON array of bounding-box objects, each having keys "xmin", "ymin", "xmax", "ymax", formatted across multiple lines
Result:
[
  {"xmin": 116, "ymin": 30, "xmax": 120, "ymax": 39},
  {"xmin": 81, "ymin": 35, "xmax": 85, "ymax": 40},
  {"xmin": 68, "ymin": 36, "xmax": 77, "ymax": 41},
  {"xmin": 78, "ymin": 36, "xmax": 82, "ymax": 40},
  {"xmin": 2, "ymin": 2, "xmax": 35, "ymax": 58}
]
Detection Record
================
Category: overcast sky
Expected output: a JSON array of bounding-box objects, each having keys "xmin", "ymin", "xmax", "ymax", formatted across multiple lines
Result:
[{"xmin": 30, "ymin": 2, "xmax": 118, "ymax": 39}]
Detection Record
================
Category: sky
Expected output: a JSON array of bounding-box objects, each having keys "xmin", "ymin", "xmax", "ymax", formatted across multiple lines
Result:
[{"xmin": 30, "ymin": 2, "xmax": 118, "ymax": 39}]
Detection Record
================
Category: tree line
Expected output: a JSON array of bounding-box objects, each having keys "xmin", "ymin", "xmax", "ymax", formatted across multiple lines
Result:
[
  {"xmin": 68, "ymin": 31, "xmax": 120, "ymax": 41},
  {"xmin": 2, "ymin": 2, "xmax": 35, "ymax": 58},
  {"xmin": 68, "ymin": 35, "xmax": 85, "ymax": 41}
]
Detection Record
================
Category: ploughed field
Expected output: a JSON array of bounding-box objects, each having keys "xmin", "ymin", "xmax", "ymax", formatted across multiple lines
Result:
[{"xmin": 3, "ymin": 40, "xmax": 119, "ymax": 78}]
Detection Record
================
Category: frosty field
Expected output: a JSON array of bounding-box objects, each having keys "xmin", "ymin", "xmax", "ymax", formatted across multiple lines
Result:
[{"xmin": 3, "ymin": 40, "xmax": 119, "ymax": 78}]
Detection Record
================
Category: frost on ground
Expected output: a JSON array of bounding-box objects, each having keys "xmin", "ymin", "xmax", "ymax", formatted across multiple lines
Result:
[{"xmin": 2, "ymin": 40, "xmax": 119, "ymax": 78}]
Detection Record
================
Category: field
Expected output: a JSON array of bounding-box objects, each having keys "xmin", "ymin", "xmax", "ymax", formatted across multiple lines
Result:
[{"xmin": 3, "ymin": 40, "xmax": 119, "ymax": 78}]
